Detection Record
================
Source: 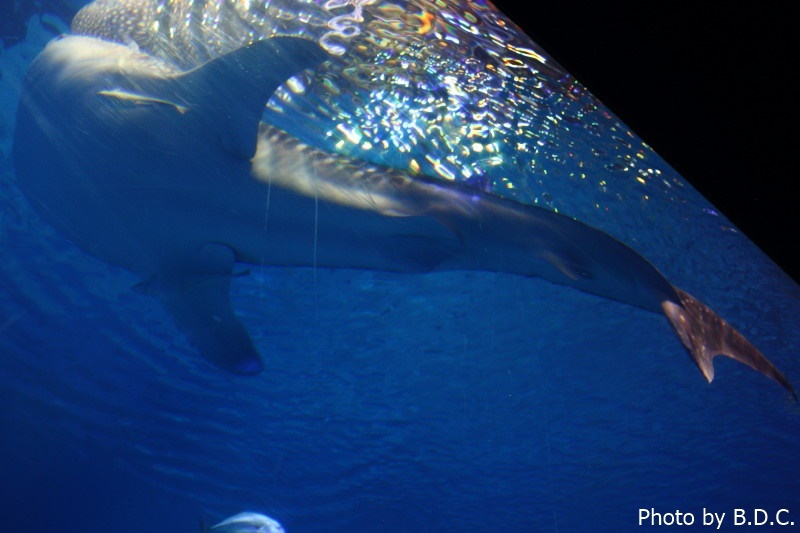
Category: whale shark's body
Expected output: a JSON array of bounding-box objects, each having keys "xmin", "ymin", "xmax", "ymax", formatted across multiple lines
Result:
[{"xmin": 12, "ymin": 20, "xmax": 794, "ymax": 394}]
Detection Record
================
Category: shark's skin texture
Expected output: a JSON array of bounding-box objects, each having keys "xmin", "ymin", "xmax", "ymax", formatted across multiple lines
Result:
[{"xmin": 12, "ymin": 30, "xmax": 794, "ymax": 396}]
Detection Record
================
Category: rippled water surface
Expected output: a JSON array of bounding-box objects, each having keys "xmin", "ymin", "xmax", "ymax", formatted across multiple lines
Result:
[{"xmin": 1, "ymin": 2, "xmax": 798, "ymax": 532}]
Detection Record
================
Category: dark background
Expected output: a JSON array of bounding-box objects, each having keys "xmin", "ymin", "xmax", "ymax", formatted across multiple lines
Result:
[{"xmin": 491, "ymin": 2, "xmax": 798, "ymax": 283}]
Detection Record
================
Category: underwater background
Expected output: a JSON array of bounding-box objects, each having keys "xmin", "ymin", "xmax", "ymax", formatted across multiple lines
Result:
[{"xmin": 1, "ymin": 2, "xmax": 797, "ymax": 532}]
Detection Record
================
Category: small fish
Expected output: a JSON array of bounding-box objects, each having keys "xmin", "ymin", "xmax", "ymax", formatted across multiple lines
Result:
[
  {"xmin": 208, "ymin": 512, "xmax": 285, "ymax": 533},
  {"xmin": 97, "ymin": 88, "xmax": 190, "ymax": 114}
]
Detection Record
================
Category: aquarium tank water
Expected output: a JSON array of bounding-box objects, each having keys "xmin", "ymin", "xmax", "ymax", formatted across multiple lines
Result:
[{"xmin": 0, "ymin": 1, "xmax": 797, "ymax": 531}]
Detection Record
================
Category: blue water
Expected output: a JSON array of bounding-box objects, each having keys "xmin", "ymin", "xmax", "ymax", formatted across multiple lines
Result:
[{"xmin": 1, "ymin": 2, "xmax": 799, "ymax": 532}]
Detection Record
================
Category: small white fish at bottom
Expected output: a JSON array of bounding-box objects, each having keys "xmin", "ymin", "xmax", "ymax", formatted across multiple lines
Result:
[{"xmin": 209, "ymin": 512, "xmax": 285, "ymax": 533}]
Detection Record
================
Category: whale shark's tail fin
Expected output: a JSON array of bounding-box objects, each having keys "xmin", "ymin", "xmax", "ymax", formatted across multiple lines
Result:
[{"xmin": 662, "ymin": 286, "xmax": 795, "ymax": 398}]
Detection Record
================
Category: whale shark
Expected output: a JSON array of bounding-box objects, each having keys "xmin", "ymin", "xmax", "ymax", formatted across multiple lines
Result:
[{"xmin": 12, "ymin": 5, "xmax": 794, "ymax": 396}]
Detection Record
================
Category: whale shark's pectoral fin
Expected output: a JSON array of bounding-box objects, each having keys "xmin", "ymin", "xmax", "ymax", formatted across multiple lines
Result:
[
  {"xmin": 662, "ymin": 286, "xmax": 796, "ymax": 398},
  {"xmin": 138, "ymin": 243, "xmax": 263, "ymax": 375},
  {"xmin": 161, "ymin": 36, "xmax": 329, "ymax": 159}
]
